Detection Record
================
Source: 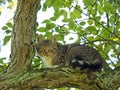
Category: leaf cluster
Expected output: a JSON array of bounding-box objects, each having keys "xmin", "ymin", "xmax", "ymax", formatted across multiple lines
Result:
[{"xmin": 2, "ymin": 22, "xmax": 13, "ymax": 45}]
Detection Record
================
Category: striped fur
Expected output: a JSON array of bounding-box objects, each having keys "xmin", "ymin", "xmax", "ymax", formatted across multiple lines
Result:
[{"xmin": 36, "ymin": 36, "xmax": 103, "ymax": 71}]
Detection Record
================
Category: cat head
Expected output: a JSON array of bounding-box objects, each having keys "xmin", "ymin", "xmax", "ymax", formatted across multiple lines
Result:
[{"xmin": 36, "ymin": 35, "xmax": 58, "ymax": 57}]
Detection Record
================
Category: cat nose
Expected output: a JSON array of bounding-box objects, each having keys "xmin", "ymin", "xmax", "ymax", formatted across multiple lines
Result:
[{"xmin": 44, "ymin": 50, "xmax": 49, "ymax": 55}]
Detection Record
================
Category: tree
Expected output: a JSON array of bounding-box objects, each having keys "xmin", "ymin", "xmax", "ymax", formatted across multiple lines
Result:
[{"xmin": 0, "ymin": 0, "xmax": 120, "ymax": 90}]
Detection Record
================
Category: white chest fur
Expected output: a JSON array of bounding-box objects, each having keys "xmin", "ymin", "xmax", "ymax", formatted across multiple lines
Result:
[{"xmin": 41, "ymin": 56, "xmax": 53, "ymax": 68}]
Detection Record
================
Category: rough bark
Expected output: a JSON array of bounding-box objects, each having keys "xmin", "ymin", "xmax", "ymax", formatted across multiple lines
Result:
[
  {"xmin": 0, "ymin": 68, "xmax": 105, "ymax": 90},
  {"xmin": 0, "ymin": 68, "xmax": 120, "ymax": 90},
  {"xmin": 7, "ymin": 0, "xmax": 40, "ymax": 72}
]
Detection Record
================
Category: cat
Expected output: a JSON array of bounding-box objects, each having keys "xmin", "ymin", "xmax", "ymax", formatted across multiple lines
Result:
[{"xmin": 36, "ymin": 35, "xmax": 103, "ymax": 71}]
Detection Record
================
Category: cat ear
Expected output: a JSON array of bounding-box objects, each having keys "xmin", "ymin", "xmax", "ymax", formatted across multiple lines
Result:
[
  {"xmin": 37, "ymin": 35, "xmax": 44, "ymax": 42},
  {"xmin": 50, "ymin": 36, "xmax": 56, "ymax": 44}
]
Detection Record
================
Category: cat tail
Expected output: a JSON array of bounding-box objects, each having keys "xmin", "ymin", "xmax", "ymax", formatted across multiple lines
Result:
[{"xmin": 70, "ymin": 59, "xmax": 103, "ymax": 71}]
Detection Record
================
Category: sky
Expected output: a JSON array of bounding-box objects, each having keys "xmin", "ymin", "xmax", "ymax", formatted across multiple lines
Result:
[{"xmin": 0, "ymin": 3, "xmax": 15, "ymax": 61}]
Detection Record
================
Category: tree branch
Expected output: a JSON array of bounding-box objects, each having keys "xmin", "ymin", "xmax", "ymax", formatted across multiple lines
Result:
[{"xmin": 0, "ymin": 67, "xmax": 105, "ymax": 90}]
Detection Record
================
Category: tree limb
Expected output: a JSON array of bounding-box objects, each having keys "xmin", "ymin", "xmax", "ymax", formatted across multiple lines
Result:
[{"xmin": 0, "ymin": 67, "xmax": 105, "ymax": 90}]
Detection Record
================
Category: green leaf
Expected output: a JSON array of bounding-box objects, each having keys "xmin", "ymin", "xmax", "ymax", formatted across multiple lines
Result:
[
  {"xmin": 8, "ymin": 0, "xmax": 12, "ymax": 2},
  {"xmin": 77, "ymin": 27, "xmax": 82, "ymax": 35},
  {"xmin": 46, "ymin": 23, "xmax": 56, "ymax": 30},
  {"xmin": 3, "ymin": 35, "xmax": 11, "ymax": 45},
  {"xmin": 95, "ymin": 16, "xmax": 101, "ymax": 22},
  {"xmin": 85, "ymin": 26, "xmax": 97, "ymax": 34},
  {"xmin": 38, "ymin": 27, "xmax": 45, "ymax": 32},
  {"xmin": 50, "ymin": 17, "xmax": 57, "ymax": 21},
  {"xmin": 34, "ymin": 58, "xmax": 41, "ymax": 65},
  {"xmin": 32, "ymin": 57, "xmax": 42, "ymax": 69},
  {"xmin": 87, "ymin": 36, "xmax": 94, "ymax": 41},
  {"xmin": 60, "ymin": 27, "xmax": 68, "ymax": 33},
  {"xmin": 69, "ymin": 37, "xmax": 74, "ymax": 40},
  {"xmin": 70, "ymin": 9, "xmax": 81, "ymax": 19},
  {"xmin": 45, "ymin": 32, "xmax": 53, "ymax": 39},
  {"xmin": 83, "ymin": 0, "xmax": 95, "ymax": 6},
  {"xmin": 98, "ymin": 5, "xmax": 104, "ymax": 15},
  {"xmin": 62, "ymin": 18, "xmax": 70, "ymax": 22},
  {"xmin": 49, "ymin": 9, "xmax": 60, "ymax": 21},
  {"xmin": 55, "ymin": 27, "xmax": 60, "ymax": 32},
  {"xmin": 2, "ymin": 26, "xmax": 8, "ymax": 30},
  {"xmin": 104, "ymin": 43, "xmax": 111, "ymax": 54},
  {"xmin": 69, "ymin": 20, "xmax": 75, "ymax": 30},
  {"xmin": 116, "ymin": 61, "xmax": 120, "ymax": 67},
  {"xmin": 53, "ymin": 0, "xmax": 65, "ymax": 9},
  {"xmin": 43, "ymin": 0, "xmax": 53, "ymax": 8},
  {"xmin": 94, "ymin": 16, "xmax": 101, "ymax": 26},
  {"xmin": 5, "ymin": 30, "xmax": 12, "ymax": 34},
  {"xmin": 99, "ymin": 28, "xmax": 110, "ymax": 38},
  {"xmin": 56, "ymin": 34, "xmax": 64, "ymax": 41},
  {"xmin": 0, "ymin": 58, "xmax": 5, "ymax": 64},
  {"xmin": 87, "ymin": 19, "xmax": 93, "ymax": 25},
  {"xmin": 58, "ymin": 88, "xmax": 66, "ymax": 90},
  {"xmin": 42, "ymin": 19, "xmax": 51, "ymax": 24},
  {"xmin": 6, "ymin": 22, "xmax": 13, "ymax": 28},
  {"xmin": 42, "ymin": 4, "xmax": 47, "ymax": 11},
  {"xmin": 103, "ymin": 1, "xmax": 113, "ymax": 13},
  {"xmin": 109, "ymin": 15, "xmax": 115, "ymax": 24},
  {"xmin": 59, "ymin": 9, "xmax": 67, "ymax": 18},
  {"xmin": 64, "ymin": 0, "xmax": 74, "ymax": 7},
  {"xmin": 80, "ymin": 21, "xmax": 86, "ymax": 26}
]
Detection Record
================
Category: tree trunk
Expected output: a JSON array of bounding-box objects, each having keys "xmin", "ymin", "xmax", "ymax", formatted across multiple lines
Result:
[{"xmin": 7, "ymin": 0, "xmax": 40, "ymax": 72}]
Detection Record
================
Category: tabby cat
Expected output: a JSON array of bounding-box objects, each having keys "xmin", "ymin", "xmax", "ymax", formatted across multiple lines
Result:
[{"xmin": 36, "ymin": 36, "xmax": 103, "ymax": 71}]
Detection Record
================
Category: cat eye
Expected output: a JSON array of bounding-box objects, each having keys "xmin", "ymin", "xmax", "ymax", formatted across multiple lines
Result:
[{"xmin": 52, "ymin": 47, "xmax": 58, "ymax": 50}]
